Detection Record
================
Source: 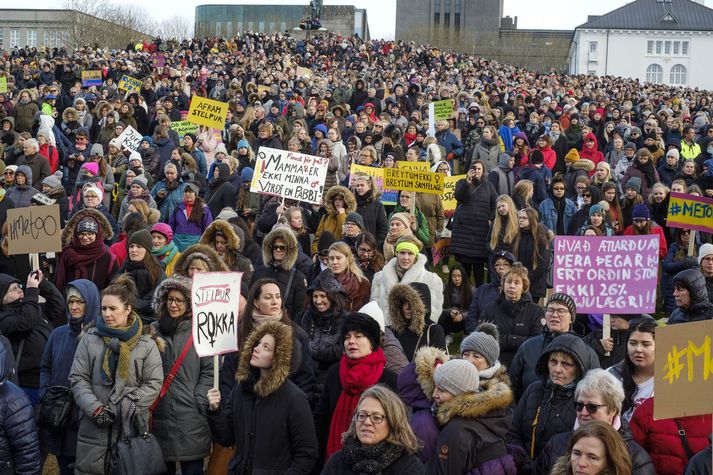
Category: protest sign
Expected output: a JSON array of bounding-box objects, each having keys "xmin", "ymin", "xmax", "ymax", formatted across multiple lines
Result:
[
  {"xmin": 251, "ymin": 147, "xmax": 329, "ymax": 204},
  {"xmin": 81, "ymin": 70, "xmax": 102, "ymax": 87},
  {"xmin": 552, "ymin": 235, "xmax": 659, "ymax": 313},
  {"xmin": 0, "ymin": 77, "xmax": 6, "ymax": 93},
  {"xmin": 442, "ymin": 175, "xmax": 465, "ymax": 212},
  {"xmin": 348, "ymin": 164, "xmax": 397, "ymax": 205},
  {"xmin": 170, "ymin": 120, "xmax": 199, "ymax": 137},
  {"xmin": 667, "ymin": 192, "xmax": 713, "ymax": 234},
  {"xmin": 118, "ymin": 74, "xmax": 142, "ymax": 93},
  {"xmin": 6, "ymin": 205, "xmax": 62, "ymax": 255},
  {"xmin": 432, "ymin": 238, "xmax": 450, "ymax": 266},
  {"xmin": 150, "ymin": 54, "xmax": 165, "ymax": 68},
  {"xmin": 432, "ymin": 99, "xmax": 454, "ymax": 121},
  {"xmin": 383, "ymin": 168, "xmax": 444, "ymax": 194},
  {"xmin": 397, "ymin": 161, "xmax": 429, "ymax": 172},
  {"xmin": 116, "ymin": 125, "xmax": 143, "ymax": 152},
  {"xmin": 187, "ymin": 96, "xmax": 228, "ymax": 130},
  {"xmin": 296, "ymin": 66, "xmax": 312, "ymax": 78},
  {"xmin": 655, "ymin": 320, "xmax": 713, "ymax": 419},
  {"xmin": 192, "ymin": 272, "xmax": 242, "ymax": 357}
]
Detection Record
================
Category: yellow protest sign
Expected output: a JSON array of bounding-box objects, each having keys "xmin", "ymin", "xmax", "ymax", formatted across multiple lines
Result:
[
  {"xmin": 187, "ymin": 96, "xmax": 228, "ymax": 130},
  {"xmin": 432, "ymin": 99, "xmax": 454, "ymax": 121},
  {"xmin": 81, "ymin": 70, "xmax": 102, "ymax": 87},
  {"xmin": 655, "ymin": 320, "xmax": 713, "ymax": 419},
  {"xmin": 118, "ymin": 74, "xmax": 142, "ymax": 93},
  {"xmin": 442, "ymin": 174, "xmax": 466, "ymax": 211},
  {"xmin": 0, "ymin": 77, "xmax": 7, "ymax": 94},
  {"xmin": 667, "ymin": 191, "xmax": 713, "ymax": 234},
  {"xmin": 397, "ymin": 161, "xmax": 429, "ymax": 172},
  {"xmin": 383, "ymin": 168, "xmax": 444, "ymax": 195}
]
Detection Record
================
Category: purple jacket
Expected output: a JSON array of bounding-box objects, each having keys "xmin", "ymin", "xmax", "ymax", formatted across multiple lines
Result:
[{"xmin": 169, "ymin": 202, "xmax": 213, "ymax": 236}]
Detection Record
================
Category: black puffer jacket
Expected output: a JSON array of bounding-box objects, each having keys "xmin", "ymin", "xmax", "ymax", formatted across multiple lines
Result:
[
  {"xmin": 534, "ymin": 418, "xmax": 655, "ymax": 475},
  {"xmin": 668, "ymin": 269, "xmax": 713, "ymax": 324},
  {"xmin": 450, "ymin": 177, "xmax": 497, "ymax": 260},
  {"xmin": 205, "ymin": 162, "xmax": 237, "ymax": 220},
  {"xmin": 514, "ymin": 224, "xmax": 551, "ymax": 300},
  {"xmin": 354, "ymin": 190, "xmax": 388, "ymax": 249},
  {"xmin": 0, "ymin": 343, "xmax": 39, "ymax": 474},
  {"xmin": 583, "ymin": 327, "xmax": 629, "ymax": 369},
  {"xmin": 507, "ymin": 334, "xmax": 599, "ymax": 471},
  {"xmin": 480, "ymin": 291, "xmax": 544, "ymax": 367}
]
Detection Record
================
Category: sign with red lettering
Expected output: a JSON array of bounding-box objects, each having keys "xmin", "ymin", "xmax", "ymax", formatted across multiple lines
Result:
[{"xmin": 192, "ymin": 272, "xmax": 242, "ymax": 356}]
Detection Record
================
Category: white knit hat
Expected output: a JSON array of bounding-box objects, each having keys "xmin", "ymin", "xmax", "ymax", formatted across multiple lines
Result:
[{"xmin": 699, "ymin": 243, "xmax": 713, "ymax": 266}]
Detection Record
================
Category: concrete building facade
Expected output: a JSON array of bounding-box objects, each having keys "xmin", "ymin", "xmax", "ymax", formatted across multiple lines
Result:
[{"xmin": 195, "ymin": 4, "xmax": 369, "ymax": 40}]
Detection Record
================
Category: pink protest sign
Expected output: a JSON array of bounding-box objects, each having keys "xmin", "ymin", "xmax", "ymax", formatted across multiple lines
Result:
[{"xmin": 552, "ymin": 235, "xmax": 659, "ymax": 314}]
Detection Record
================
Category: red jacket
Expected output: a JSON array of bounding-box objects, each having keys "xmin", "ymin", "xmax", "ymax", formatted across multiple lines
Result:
[
  {"xmin": 579, "ymin": 132, "xmax": 605, "ymax": 175},
  {"xmin": 630, "ymin": 397, "xmax": 711, "ymax": 475},
  {"xmin": 39, "ymin": 143, "xmax": 59, "ymax": 174},
  {"xmin": 623, "ymin": 223, "xmax": 668, "ymax": 259},
  {"xmin": 109, "ymin": 233, "xmax": 128, "ymax": 267}
]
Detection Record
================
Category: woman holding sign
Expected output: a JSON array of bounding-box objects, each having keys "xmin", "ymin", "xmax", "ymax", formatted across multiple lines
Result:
[{"xmin": 150, "ymin": 276, "xmax": 213, "ymax": 475}]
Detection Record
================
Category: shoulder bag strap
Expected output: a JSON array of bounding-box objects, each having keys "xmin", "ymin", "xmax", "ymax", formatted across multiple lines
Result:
[
  {"xmin": 150, "ymin": 334, "xmax": 194, "ymax": 416},
  {"xmin": 674, "ymin": 419, "xmax": 695, "ymax": 461}
]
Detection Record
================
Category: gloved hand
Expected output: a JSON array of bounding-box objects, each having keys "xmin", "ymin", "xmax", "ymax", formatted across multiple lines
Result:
[
  {"xmin": 447, "ymin": 152, "xmax": 455, "ymax": 160},
  {"xmin": 92, "ymin": 406, "xmax": 116, "ymax": 427}
]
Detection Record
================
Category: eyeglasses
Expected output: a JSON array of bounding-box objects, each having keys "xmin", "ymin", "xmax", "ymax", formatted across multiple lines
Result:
[
  {"xmin": 546, "ymin": 307, "xmax": 570, "ymax": 317},
  {"xmin": 575, "ymin": 402, "xmax": 608, "ymax": 414},
  {"xmin": 354, "ymin": 411, "xmax": 385, "ymax": 425},
  {"xmin": 167, "ymin": 297, "xmax": 187, "ymax": 305},
  {"xmin": 357, "ymin": 247, "xmax": 374, "ymax": 255},
  {"xmin": 3, "ymin": 171, "xmax": 13, "ymax": 175},
  {"xmin": 273, "ymin": 245, "xmax": 286, "ymax": 251}
]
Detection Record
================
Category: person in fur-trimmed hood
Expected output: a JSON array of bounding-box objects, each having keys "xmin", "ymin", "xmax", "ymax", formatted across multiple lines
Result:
[
  {"xmin": 387, "ymin": 283, "xmax": 446, "ymax": 361},
  {"xmin": 312, "ymin": 185, "xmax": 357, "ymax": 255},
  {"xmin": 427, "ymin": 358, "xmax": 516, "ymax": 475},
  {"xmin": 207, "ymin": 321, "xmax": 319, "ymax": 474},
  {"xmin": 149, "ymin": 276, "xmax": 213, "ymax": 473},
  {"xmin": 172, "ymin": 243, "xmax": 229, "ymax": 278},
  {"xmin": 252, "ymin": 226, "xmax": 307, "ymax": 319},
  {"xmin": 199, "ymin": 220, "xmax": 254, "ymax": 282}
]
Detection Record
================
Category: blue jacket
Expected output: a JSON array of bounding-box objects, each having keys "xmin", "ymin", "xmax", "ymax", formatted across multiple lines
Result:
[
  {"xmin": 435, "ymin": 130, "xmax": 464, "ymax": 157},
  {"xmin": 539, "ymin": 198, "xmax": 576, "ymax": 235},
  {"xmin": 0, "ymin": 343, "xmax": 40, "ymax": 474},
  {"xmin": 151, "ymin": 180, "xmax": 186, "ymax": 223},
  {"xmin": 40, "ymin": 279, "xmax": 100, "ymax": 457}
]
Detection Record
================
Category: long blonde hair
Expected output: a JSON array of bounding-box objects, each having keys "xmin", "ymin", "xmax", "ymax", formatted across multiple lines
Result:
[
  {"xmin": 489, "ymin": 194, "xmax": 519, "ymax": 250},
  {"xmin": 328, "ymin": 241, "xmax": 365, "ymax": 280}
]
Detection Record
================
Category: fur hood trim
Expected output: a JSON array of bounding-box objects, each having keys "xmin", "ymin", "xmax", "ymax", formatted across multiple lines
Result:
[
  {"xmin": 62, "ymin": 107, "xmax": 79, "ymax": 123},
  {"xmin": 572, "ymin": 158, "xmax": 595, "ymax": 172},
  {"xmin": 199, "ymin": 219, "xmax": 240, "ymax": 252},
  {"xmin": 236, "ymin": 321, "xmax": 293, "ymax": 398},
  {"xmin": 435, "ymin": 379, "xmax": 513, "ymax": 426},
  {"xmin": 261, "ymin": 226, "xmax": 299, "ymax": 270},
  {"xmin": 62, "ymin": 208, "xmax": 114, "ymax": 246},
  {"xmin": 145, "ymin": 323, "xmax": 167, "ymax": 352},
  {"xmin": 323, "ymin": 185, "xmax": 356, "ymax": 215},
  {"xmin": 93, "ymin": 100, "xmax": 113, "ymax": 119},
  {"xmin": 387, "ymin": 283, "xmax": 426, "ymax": 334},
  {"xmin": 414, "ymin": 346, "xmax": 450, "ymax": 402},
  {"xmin": 152, "ymin": 275, "xmax": 192, "ymax": 317},
  {"xmin": 174, "ymin": 244, "xmax": 229, "ymax": 276}
]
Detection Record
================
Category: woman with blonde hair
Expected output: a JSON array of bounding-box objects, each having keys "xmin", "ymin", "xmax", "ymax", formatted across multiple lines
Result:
[
  {"xmin": 322, "ymin": 385, "xmax": 424, "ymax": 474},
  {"xmin": 327, "ymin": 241, "xmax": 371, "ymax": 311},
  {"xmin": 284, "ymin": 205, "xmax": 312, "ymax": 256},
  {"xmin": 488, "ymin": 194, "xmax": 519, "ymax": 254},
  {"xmin": 550, "ymin": 421, "xmax": 633, "ymax": 475},
  {"xmin": 125, "ymin": 198, "xmax": 160, "ymax": 226},
  {"xmin": 513, "ymin": 179, "xmax": 534, "ymax": 210}
]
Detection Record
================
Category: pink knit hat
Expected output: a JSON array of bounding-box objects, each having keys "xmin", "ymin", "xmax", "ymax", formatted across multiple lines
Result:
[
  {"xmin": 81, "ymin": 162, "xmax": 99, "ymax": 176},
  {"xmin": 151, "ymin": 223, "xmax": 174, "ymax": 242}
]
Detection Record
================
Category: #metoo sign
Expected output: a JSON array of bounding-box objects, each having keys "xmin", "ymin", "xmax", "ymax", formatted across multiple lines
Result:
[
  {"xmin": 191, "ymin": 272, "xmax": 242, "ymax": 357},
  {"xmin": 552, "ymin": 236, "xmax": 659, "ymax": 314}
]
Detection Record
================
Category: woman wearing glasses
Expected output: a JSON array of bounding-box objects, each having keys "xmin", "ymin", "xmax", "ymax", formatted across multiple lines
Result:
[
  {"xmin": 323, "ymin": 385, "xmax": 424, "ymax": 474},
  {"xmin": 534, "ymin": 369, "xmax": 654, "ymax": 475},
  {"xmin": 207, "ymin": 321, "xmax": 319, "ymax": 474},
  {"xmin": 150, "ymin": 276, "xmax": 213, "ymax": 475}
]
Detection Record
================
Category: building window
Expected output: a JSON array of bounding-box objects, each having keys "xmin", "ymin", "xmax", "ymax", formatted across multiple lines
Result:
[
  {"xmin": 269, "ymin": 22, "xmax": 275, "ymax": 32},
  {"xmin": 226, "ymin": 21, "xmax": 232, "ymax": 36},
  {"xmin": 682, "ymin": 41, "xmax": 689, "ymax": 55},
  {"xmin": 10, "ymin": 30, "xmax": 18, "ymax": 47},
  {"xmin": 444, "ymin": 0, "xmax": 450, "ymax": 27},
  {"xmin": 670, "ymin": 64, "xmax": 687, "ymax": 84},
  {"xmin": 434, "ymin": 0, "xmax": 440, "ymax": 28},
  {"xmin": 656, "ymin": 40, "xmax": 662, "ymax": 54},
  {"xmin": 27, "ymin": 30, "xmax": 36, "ymax": 47},
  {"xmin": 587, "ymin": 70, "xmax": 597, "ymax": 76},
  {"xmin": 247, "ymin": 21, "xmax": 253, "ymax": 31},
  {"xmin": 0, "ymin": 29, "xmax": 3, "ymax": 48},
  {"xmin": 646, "ymin": 64, "xmax": 663, "ymax": 83},
  {"xmin": 664, "ymin": 40, "xmax": 671, "ymax": 54},
  {"xmin": 589, "ymin": 41, "xmax": 598, "ymax": 53},
  {"xmin": 647, "ymin": 40, "xmax": 653, "ymax": 54},
  {"xmin": 673, "ymin": 41, "xmax": 679, "ymax": 54},
  {"xmin": 280, "ymin": 22, "xmax": 286, "ymax": 31},
  {"xmin": 258, "ymin": 21, "xmax": 265, "ymax": 32}
]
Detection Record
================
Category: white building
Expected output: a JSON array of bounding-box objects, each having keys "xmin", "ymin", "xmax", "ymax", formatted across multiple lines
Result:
[{"xmin": 569, "ymin": 0, "xmax": 713, "ymax": 89}]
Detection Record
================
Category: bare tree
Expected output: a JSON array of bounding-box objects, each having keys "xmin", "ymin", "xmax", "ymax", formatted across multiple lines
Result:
[{"xmin": 157, "ymin": 16, "xmax": 194, "ymax": 41}]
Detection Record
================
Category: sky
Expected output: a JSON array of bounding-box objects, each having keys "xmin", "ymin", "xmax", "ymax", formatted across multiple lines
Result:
[{"xmin": 27, "ymin": 0, "xmax": 708, "ymax": 40}]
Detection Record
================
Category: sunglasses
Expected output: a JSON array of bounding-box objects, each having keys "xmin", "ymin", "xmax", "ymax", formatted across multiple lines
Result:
[
  {"xmin": 574, "ymin": 402, "xmax": 607, "ymax": 414},
  {"xmin": 583, "ymin": 193, "xmax": 591, "ymax": 198},
  {"xmin": 553, "ymin": 187, "xmax": 565, "ymax": 191},
  {"xmin": 273, "ymin": 245, "xmax": 286, "ymax": 251}
]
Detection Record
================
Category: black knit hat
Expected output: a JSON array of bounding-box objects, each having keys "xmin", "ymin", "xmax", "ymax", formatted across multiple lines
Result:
[
  {"xmin": 341, "ymin": 312, "xmax": 381, "ymax": 350},
  {"xmin": 547, "ymin": 292, "xmax": 577, "ymax": 317},
  {"xmin": 129, "ymin": 229, "xmax": 153, "ymax": 252},
  {"xmin": 317, "ymin": 231, "xmax": 336, "ymax": 257}
]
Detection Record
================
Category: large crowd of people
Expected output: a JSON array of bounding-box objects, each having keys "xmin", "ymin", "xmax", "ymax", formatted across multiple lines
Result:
[{"xmin": 0, "ymin": 31, "xmax": 711, "ymax": 474}]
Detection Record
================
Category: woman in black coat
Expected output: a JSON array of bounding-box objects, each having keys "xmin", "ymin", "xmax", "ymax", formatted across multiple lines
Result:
[
  {"xmin": 450, "ymin": 160, "xmax": 497, "ymax": 286},
  {"xmin": 205, "ymin": 162, "xmax": 236, "ymax": 220},
  {"xmin": 515, "ymin": 207, "xmax": 552, "ymax": 302},
  {"xmin": 118, "ymin": 229, "xmax": 166, "ymax": 324},
  {"xmin": 352, "ymin": 173, "xmax": 388, "ymax": 250},
  {"xmin": 207, "ymin": 321, "xmax": 319, "ymax": 474}
]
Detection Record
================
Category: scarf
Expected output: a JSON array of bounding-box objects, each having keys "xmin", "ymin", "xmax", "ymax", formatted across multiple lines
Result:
[
  {"xmin": 95, "ymin": 312, "xmax": 142, "ymax": 394},
  {"xmin": 326, "ymin": 349, "xmax": 386, "ymax": 459},
  {"xmin": 480, "ymin": 135, "xmax": 499, "ymax": 147},
  {"xmin": 341, "ymin": 436, "xmax": 404, "ymax": 474},
  {"xmin": 56, "ymin": 227, "xmax": 108, "ymax": 285},
  {"xmin": 634, "ymin": 158, "xmax": 656, "ymax": 188},
  {"xmin": 151, "ymin": 241, "xmax": 179, "ymax": 268},
  {"xmin": 252, "ymin": 311, "xmax": 283, "ymax": 326},
  {"xmin": 336, "ymin": 271, "xmax": 361, "ymax": 305},
  {"xmin": 158, "ymin": 314, "xmax": 189, "ymax": 336}
]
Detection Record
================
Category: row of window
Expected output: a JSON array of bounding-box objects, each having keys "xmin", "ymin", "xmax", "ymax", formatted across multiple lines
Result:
[
  {"xmin": 0, "ymin": 29, "xmax": 67, "ymax": 48},
  {"xmin": 213, "ymin": 21, "xmax": 288, "ymax": 35},
  {"xmin": 434, "ymin": 0, "xmax": 462, "ymax": 31},
  {"xmin": 646, "ymin": 39, "xmax": 689, "ymax": 55},
  {"xmin": 645, "ymin": 63, "xmax": 687, "ymax": 85}
]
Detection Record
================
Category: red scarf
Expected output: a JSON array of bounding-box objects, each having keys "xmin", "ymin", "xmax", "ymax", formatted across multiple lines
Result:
[{"xmin": 325, "ymin": 349, "xmax": 386, "ymax": 459}]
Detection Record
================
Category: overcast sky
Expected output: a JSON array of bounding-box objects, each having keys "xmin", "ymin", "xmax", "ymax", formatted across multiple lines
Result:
[{"xmin": 28, "ymin": 0, "xmax": 708, "ymax": 39}]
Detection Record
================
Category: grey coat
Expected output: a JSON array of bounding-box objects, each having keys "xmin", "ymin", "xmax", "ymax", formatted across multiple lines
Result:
[
  {"xmin": 150, "ymin": 319, "xmax": 213, "ymax": 461},
  {"xmin": 69, "ymin": 323, "xmax": 163, "ymax": 475}
]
